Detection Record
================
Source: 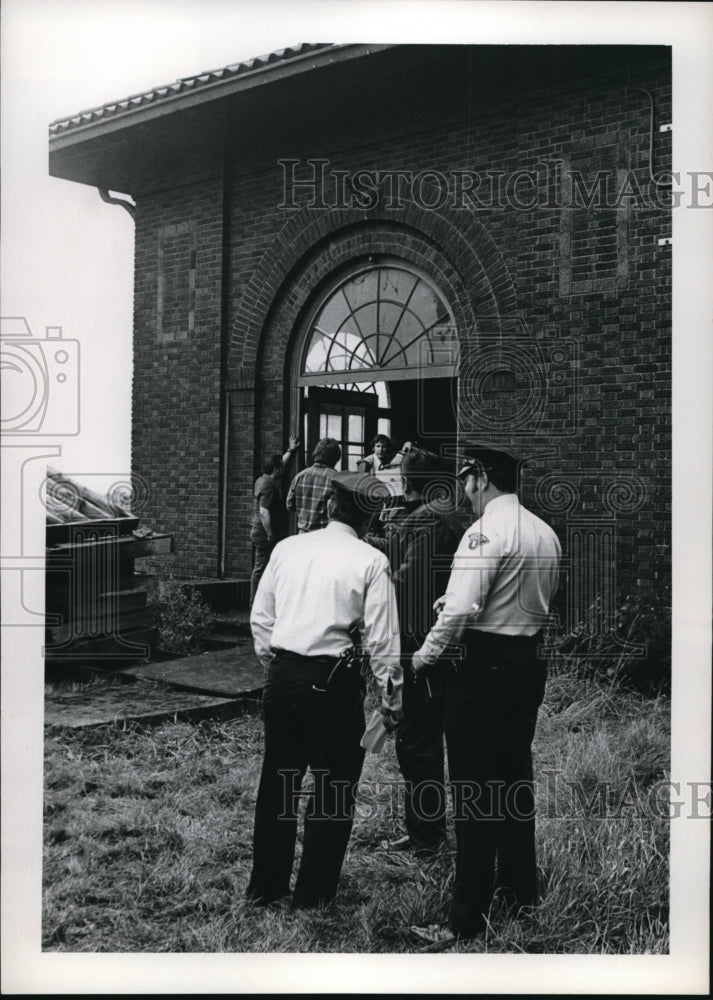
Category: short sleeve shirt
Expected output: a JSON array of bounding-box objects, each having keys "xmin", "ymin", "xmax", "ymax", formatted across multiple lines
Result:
[{"xmin": 251, "ymin": 474, "xmax": 286, "ymax": 538}]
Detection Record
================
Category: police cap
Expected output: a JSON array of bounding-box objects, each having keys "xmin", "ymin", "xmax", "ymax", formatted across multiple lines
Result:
[
  {"xmin": 457, "ymin": 443, "xmax": 521, "ymax": 480},
  {"xmin": 330, "ymin": 470, "xmax": 390, "ymax": 511}
]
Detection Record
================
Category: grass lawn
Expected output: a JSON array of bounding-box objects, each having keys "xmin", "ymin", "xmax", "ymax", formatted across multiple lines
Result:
[{"xmin": 43, "ymin": 663, "xmax": 669, "ymax": 953}]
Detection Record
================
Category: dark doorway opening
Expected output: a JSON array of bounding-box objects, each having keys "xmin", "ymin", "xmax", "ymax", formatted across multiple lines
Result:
[
  {"xmin": 388, "ymin": 376, "xmax": 458, "ymax": 461},
  {"xmin": 301, "ymin": 376, "xmax": 458, "ymax": 471}
]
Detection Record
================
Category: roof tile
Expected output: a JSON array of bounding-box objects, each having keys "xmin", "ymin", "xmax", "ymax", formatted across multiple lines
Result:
[{"xmin": 49, "ymin": 42, "xmax": 334, "ymax": 136}]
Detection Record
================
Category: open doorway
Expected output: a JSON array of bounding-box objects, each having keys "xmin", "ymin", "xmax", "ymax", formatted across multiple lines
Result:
[
  {"xmin": 305, "ymin": 387, "xmax": 378, "ymax": 470},
  {"xmin": 294, "ymin": 258, "xmax": 460, "ymax": 470},
  {"xmin": 387, "ymin": 376, "xmax": 458, "ymax": 461},
  {"xmin": 302, "ymin": 375, "xmax": 458, "ymax": 470}
]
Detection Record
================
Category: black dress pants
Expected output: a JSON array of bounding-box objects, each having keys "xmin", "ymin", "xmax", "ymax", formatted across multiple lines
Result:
[
  {"xmin": 444, "ymin": 630, "xmax": 546, "ymax": 938},
  {"xmin": 246, "ymin": 654, "xmax": 366, "ymax": 907},
  {"xmin": 395, "ymin": 665, "xmax": 446, "ymax": 850}
]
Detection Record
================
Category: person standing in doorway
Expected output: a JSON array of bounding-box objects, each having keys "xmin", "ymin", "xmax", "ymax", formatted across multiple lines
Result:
[
  {"xmin": 247, "ymin": 471, "xmax": 403, "ymax": 908},
  {"xmin": 357, "ymin": 433, "xmax": 397, "ymax": 474},
  {"xmin": 286, "ymin": 437, "xmax": 342, "ymax": 533},
  {"xmin": 410, "ymin": 444, "xmax": 561, "ymax": 946}
]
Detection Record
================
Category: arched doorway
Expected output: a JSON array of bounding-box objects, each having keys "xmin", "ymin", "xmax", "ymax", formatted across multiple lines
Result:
[{"xmin": 292, "ymin": 259, "xmax": 460, "ymax": 471}]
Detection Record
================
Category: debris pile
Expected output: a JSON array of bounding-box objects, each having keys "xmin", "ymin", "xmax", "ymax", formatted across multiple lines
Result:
[{"xmin": 45, "ymin": 468, "xmax": 173, "ymax": 664}]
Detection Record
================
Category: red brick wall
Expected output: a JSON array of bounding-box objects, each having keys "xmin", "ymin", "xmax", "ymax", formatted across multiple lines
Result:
[
  {"xmin": 132, "ymin": 175, "xmax": 224, "ymax": 577},
  {"xmin": 131, "ymin": 49, "xmax": 671, "ymax": 614}
]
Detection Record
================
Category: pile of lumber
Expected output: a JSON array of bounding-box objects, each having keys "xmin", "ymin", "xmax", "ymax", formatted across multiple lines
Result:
[{"xmin": 45, "ymin": 468, "xmax": 173, "ymax": 664}]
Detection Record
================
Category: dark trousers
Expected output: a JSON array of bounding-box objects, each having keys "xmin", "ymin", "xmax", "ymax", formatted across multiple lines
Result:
[
  {"xmin": 249, "ymin": 535, "xmax": 274, "ymax": 603},
  {"xmin": 395, "ymin": 665, "xmax": 446, "ymax": 849},
  {"xmin": 246, "ymin": 654, "xmax": 366, "ymax": 907},
  {"xmin": 444, "ymin": 630, "xmax": 546, "ymax": 938}
]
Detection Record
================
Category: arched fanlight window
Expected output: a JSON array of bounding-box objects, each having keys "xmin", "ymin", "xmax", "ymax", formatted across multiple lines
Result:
[
  {"xmin": 300, "ymin": 263, "xmax": 457, "ymax": 384},
  {"xmin": 316, "ymin": 380, "xmax": 389, "ymax": 406}
]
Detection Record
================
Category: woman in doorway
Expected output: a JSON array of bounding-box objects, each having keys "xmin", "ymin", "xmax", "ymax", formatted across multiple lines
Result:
[
  {"xmin": 359, "ymin": 436, "xmax": 416, "ymax": 540},
  {"xmin": 358, "ymin": 435, "xmax": 414, "ymax": 475}
]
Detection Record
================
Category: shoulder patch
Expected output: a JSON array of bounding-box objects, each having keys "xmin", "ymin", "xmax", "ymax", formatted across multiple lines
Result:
[{"xmin": 467, "ymin": 531, "xmax": 489, "ymax": 549}]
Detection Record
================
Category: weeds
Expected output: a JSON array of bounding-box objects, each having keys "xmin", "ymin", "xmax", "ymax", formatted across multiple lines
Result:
[
  {"xmin": 553, "ymin": 592, "xmax": 671, "ymax": 696},
  {"xmin": 43, "ymin": 662, "xmax": 670, "ymax": 954},
  {"xmin": 153, "ymin": 579, "xmax": 213, "ymax": 655}
]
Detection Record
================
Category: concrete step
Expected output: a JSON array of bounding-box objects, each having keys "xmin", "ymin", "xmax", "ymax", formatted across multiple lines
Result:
[
  {"xmin": 44, "ymin": 680, "xmax": 253, "ymax": 729},
  {"xmin": 116, "ymin": 644, "xmax": 264, "ymax": 699},
  {"xmin": 44, "ymin": 632, "xmax": 265, "ymax": 729},
  {"xmin": 207, "ymin": 608, "xmax": 252, "ymax": 640}
]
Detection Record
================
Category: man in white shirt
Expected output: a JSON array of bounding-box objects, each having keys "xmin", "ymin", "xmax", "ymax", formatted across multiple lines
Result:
[
  {"xmin": 247, "ymin": 471, "xmax": 403, "ymax": 909},
  {"xmin": 411, "ymin": 444, "xmax": 561, "ymax": 945}
]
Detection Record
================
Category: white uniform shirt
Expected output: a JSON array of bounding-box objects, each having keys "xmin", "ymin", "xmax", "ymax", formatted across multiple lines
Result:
[
  {"xmin": 417, "ymin": 494, "xmax": 561, "ymax": 665},
  {"xmin": 251, "ymin": 520, "xmax": 402, "ymax": 710}
]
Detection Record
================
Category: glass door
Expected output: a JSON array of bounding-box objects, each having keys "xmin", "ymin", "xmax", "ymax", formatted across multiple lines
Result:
[{"xmin": 306, "ymin": 388, "xmax": 378, "ymax": 471}]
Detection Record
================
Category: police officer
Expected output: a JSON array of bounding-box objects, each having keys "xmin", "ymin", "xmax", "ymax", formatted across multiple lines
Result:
[
  {"xmin": 410, "ymin": 444, "xmax": 561, "ymax": 944},
  {"xmin": 247, "ymin": 471, "xmax": 403, "ymax": 909}
]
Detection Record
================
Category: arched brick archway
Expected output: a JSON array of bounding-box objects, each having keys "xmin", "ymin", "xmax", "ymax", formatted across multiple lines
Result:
[
  {"xmin": 261, "ymin": 223, "xmax": 473, "ymax": 387},
  {"xmin": 224, "ymin": 204, "xmax": 519, "ymax": 575},
  {"xmin": 227, "ymin": 199, "xmax": 519, "ymax": 386}
]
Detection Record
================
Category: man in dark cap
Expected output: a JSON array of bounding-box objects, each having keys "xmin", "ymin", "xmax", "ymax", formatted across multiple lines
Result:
[
  {"xmin": 410, "ymin": 443, "xmax": 561, "ymax": 945},
  {"xmin": 248, "ymin": 471, "xmax": 403, "ymax": 909},
  {"xmin": 373, "ymin": 447, "xmax": 464, "ymax": 855}
]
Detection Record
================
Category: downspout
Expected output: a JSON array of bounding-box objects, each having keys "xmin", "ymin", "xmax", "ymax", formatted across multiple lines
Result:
[
  {"xmin": 97, "ymin": 188, "xmax": 136, "ymax": 219},
  {"xmin": 96, "ymin": 187, "xmax": 137, "ymax": 537},
  {"xmin": 217, "ymin": 112, "xmax": 232, "ymax": 579},
  {"xmin": 219, "ymin": 392, "xmax": 230, "ymax": 578}
]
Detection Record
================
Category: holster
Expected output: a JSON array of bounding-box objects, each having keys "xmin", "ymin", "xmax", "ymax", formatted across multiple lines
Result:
[{"xmin": 324, "ymin": 646, "xmax": 365, "ymax": 698}]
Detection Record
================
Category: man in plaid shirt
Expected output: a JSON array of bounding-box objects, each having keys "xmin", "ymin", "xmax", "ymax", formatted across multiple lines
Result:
[{"xmin": 286, "ymin": 437, "xmax": 342, "ymax": 532}]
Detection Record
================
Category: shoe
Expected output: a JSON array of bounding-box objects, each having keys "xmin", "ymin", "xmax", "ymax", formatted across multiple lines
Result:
[{"xmin": 409, "ymin": 923, "xmax": 456, "ymax": 951}]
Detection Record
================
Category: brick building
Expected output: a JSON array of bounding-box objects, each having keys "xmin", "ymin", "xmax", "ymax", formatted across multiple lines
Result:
[{"xmin": 49, "ymin": 43, "xmax": 671, "ymax": 630}]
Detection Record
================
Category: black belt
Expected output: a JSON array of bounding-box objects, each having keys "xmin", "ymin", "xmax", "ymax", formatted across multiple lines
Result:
[
  {"xmin": 464, "ymin": 629, "xmax": 542, "ymax": 645},
  {"xmin": 270, "ymin": 647, "xmax": 339, "ymax": 667},
  {"xmin": 460, "ymin": 629, "xmax": 544, "ymax": 672},
  {"xmin": 270, "ymin": 646, "xmax": 363, "ymax": 696}
]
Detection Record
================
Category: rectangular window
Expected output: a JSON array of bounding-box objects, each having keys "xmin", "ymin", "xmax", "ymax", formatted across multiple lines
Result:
[
  {"xmin": 157, "ymin": 222, "xmax": 196, "ymax": 342},
  {"xmin": 319, "ymin": 406, "xmax": 342, "ymax": 442},
  {"xmin": 560, "ymin": 134, "xmax": 629, "ymax": 296}
]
